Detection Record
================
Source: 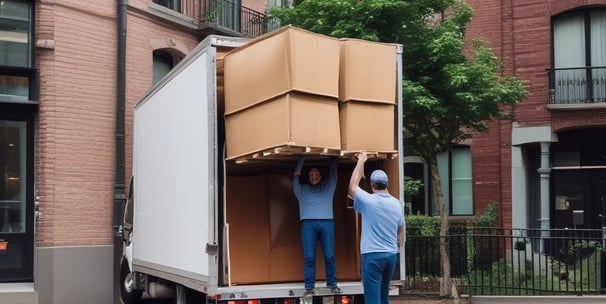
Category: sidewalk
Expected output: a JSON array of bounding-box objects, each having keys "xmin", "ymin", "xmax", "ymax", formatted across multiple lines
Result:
[{"xmin": 389, "ymin": 295, "xmax": 466, "ymax": 304}]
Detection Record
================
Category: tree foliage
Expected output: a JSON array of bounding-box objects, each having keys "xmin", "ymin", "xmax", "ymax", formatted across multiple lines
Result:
[
  {"xmin": 271, "ymin": 0, "xmax": 528, "ymax": 296},
  {"xmin": 272, "ymin": 0, "xmax": 527, "ymax": 162}
]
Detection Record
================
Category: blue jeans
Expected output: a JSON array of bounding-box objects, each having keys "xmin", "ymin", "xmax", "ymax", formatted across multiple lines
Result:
[
  {"xmin": 301, "ymin": 219, "xmax": 337, "ymax": 289},
  {"xmin": 361, "ymin": 252, "xmax": 397, "ymax": 304}
]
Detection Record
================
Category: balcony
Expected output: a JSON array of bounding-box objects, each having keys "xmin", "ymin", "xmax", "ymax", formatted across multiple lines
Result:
[
  {"xmin": 547, "ymin": 66, "xmax": 606, "ymax": 110},
  {"xmin": 200, "ymin": 0, "xmax": 280, "ymax": 38}
]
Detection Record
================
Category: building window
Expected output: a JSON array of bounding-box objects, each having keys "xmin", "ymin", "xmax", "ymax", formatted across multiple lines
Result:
[
  {"xmin": 152, "ymin": 51, "xmax": 177, "ymax": 85},
  {"xmin": 0, "ymin": 0, "xmax": 31, "ymax": 67},
  {"xmin": 0, "ymin": 75, "xmax": 29, "ymax": 102},
  {"xmin": 0, "ymin": 120, "xmax": 26, "ymax": 233},
  {"xmin": 552, "ymin": 8, "xmax": 606, "ymax": 104},
  {"xmin": 266, "ymin": 0, "xmax": 286, "ymax": 31},
  {"xmin": 153, "ymin": 0, "xmax": 181, "ymax": 12},
  {"xmin": 0, "ymin": 0, "xmax": 34, "ymax": 102},
  {"xmin": 434, "ymin": 145, "xmax": 473, "ymax": 216}
]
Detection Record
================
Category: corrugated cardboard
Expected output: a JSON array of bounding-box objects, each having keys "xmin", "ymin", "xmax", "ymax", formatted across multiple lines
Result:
[
  {"xmin": 226, "ymin": 175, "xmax": 271, "ymax": 283},
  {"xmin": 339, "ymin": 101, "xmax": 396, "ymax": 152},
  {"xmin": 224, "ymin": 25, "xmax": 340, "ymax": 114},
  {"xmin": 267, "ymin": 174, "xmax": 305, "ymax": 281},
  {"xmin": 225, "ymin": 92, "xmax": 341, "ymax": 160},
  {"xmin": 339, "ymin": 39, "xmax": 398, "ymax": 104},
  {"xmin": 227, "ymin": 173, "xmax": 361, "ymax": 284}
]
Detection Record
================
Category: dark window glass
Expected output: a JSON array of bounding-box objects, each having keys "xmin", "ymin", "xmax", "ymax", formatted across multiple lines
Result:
[
  {"xmin": 0, "ymin": 75, "xmax": 28, "ymax": 101},
  {"xmin": 0, "ymin": 0, "xmax": 31, "ymax": 67},
  {"xmin": 153, "ymin": 0, "xmax": 181, "ymax": 12},
  {"xmin": 152, "ymin": 51, "xmax": 175, "ymax": 85}
]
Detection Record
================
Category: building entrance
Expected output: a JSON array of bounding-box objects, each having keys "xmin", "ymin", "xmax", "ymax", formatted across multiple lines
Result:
[
  {"xmin": 0, "ymin": 114, "xmax": 34, "ymax": 282},
  {"xmin": 551, "ymin": 128, "xmax": 606, "ymax": 230},
  {"xmin": 552, "ymin": 169, "xmax": 606, "ymax": 229}
]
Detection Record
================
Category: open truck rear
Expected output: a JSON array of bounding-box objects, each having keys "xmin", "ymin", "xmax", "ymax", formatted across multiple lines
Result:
[{"xmin": 120, "ymin": 28, "xmax": 404, "ymax": 304}]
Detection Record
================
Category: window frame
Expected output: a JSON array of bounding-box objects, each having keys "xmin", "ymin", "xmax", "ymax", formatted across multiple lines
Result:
[
  {"xmin": 550, "ymin": 7, "xmax": 606, "ymax": 104},
  {"xmin": 152, "ymin": 50, "xmax": 179, "ymax": 85},
  {"xmin": 434, "ymin": 145, "xmax": 474, "ymax": 216},
  {"xmin": 0, "ymin": 0, "xmax": 36, "ymax": 104},
  {"xmin": 152, "ymin": 0, "xmax": 181, "ymax": 12}
]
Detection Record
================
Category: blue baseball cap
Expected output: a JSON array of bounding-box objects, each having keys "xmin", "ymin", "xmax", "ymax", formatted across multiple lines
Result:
[{"xmin": 370, "ymin": 170, "xmax": 388, "ymax": 185}]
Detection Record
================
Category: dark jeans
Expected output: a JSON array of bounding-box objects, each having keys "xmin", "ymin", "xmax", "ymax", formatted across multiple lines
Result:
[
  {"xmin": 301, "ymin": 219, "xmax": 337, "ymax": 289},
  {"xmin": 361, "ymin": 252, "xmax": 398, "ymax": 304}
]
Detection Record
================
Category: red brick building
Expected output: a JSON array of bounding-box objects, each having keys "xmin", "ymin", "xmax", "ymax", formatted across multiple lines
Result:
[
  {"xmin": 0, "ymin": 0, "xmax": 276, "ymax": 303},
  {"xmin": 462, "ymin": 0, "xmax": 606, "ymax": 231},
  {"xmin": 402, "ymin": 1, "xmax": 606, "ymax": 235}
]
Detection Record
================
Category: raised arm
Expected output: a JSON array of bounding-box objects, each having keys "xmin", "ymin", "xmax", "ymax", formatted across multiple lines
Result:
[
  {"xmin": 294, "ymin": 155, "xmax": 305, "ymax": 177},
  {"xmin": 348, "ymin": 151, "xmax": 368, "ymax": 198},
  {"xmin": 293, "ymin": 155, "xmax": 305, "ymax": 197},
  {"xmin": 329, "ymin": 156, "xmax": 338, "ymax": 179}
]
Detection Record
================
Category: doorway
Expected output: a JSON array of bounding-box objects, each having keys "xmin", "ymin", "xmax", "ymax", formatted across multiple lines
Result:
[
  {"xmin": 0, "ymin": 113, "xmax": 34, "ymax": 282},
  {"xmin": 552, "ymin": 169, "xmax": 606, "ymax": 229}
]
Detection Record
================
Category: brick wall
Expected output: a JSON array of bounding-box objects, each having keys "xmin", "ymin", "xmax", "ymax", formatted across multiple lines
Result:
[
  {"xmin": 35, "ymin": 1, "xmax": 118, "ymax": 247},
  {"xmin": 465, "ymin": 0, "xmax": 606, "ymax": 227},
  {"xmin": 34, "ymin": 0, "xmax": 229, "ymax": 247},
  {"xmin": 243, "ymin": 0, "xmax": 268, "ymax": 13}
]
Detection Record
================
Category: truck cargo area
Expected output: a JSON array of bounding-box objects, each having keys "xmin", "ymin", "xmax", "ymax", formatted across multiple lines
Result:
[{"xmin": 125, "ymin": 28, "xmax": 403, "ymax": 303}]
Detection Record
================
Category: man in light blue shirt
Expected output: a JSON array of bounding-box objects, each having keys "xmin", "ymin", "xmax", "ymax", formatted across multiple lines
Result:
[
  {"xmin": 349, "ymin": 151, "xmax": 404, "ymax": 304},
  {"xmin": 293, "ymin": 155, "xmax": 341, "ymax": 296}
]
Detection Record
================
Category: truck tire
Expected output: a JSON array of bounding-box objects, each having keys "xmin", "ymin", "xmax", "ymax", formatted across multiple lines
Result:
[
  {"xmin": 120, "ymin": 262, "xmax": 143, "ymax": 304},
  {"xmin": 174, "ymin": 285, "xmax": 205, "ymax": 304}
]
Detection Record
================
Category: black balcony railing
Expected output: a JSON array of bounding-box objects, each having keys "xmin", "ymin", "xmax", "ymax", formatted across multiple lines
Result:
[
  {"xmin": 201, "ymin": 0, "xmax": 280, "ymax": 38},
  {"xmin": 405, "ymin": 227, "xmax": 606, "ymax": 296},
  {"xmin": 547, "ymin": 66, "xmax": 606, "ymax": 104}
]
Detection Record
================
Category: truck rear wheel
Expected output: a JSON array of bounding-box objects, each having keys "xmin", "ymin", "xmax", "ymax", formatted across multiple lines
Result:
[{"xmin": 120, "ymin": 262, "xmax": 143, "ymax": 304}]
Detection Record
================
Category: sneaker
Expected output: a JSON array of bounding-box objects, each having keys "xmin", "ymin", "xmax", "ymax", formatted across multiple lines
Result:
[
  {"xmin": 330, "ymin": 286, "xmax": 343, "ymax": 294},
  {"xmin": 303, "ymin": 288, "xmax": 315, "ymax": 297}
]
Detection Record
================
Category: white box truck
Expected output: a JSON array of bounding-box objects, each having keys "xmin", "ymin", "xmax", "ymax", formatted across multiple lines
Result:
[{"xmin": 119, "ymin": 34, "xmax": 404, "ymax": 304}]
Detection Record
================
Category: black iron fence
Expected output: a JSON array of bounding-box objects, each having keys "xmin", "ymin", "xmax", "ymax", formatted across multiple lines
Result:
[
  {"xmin": 547, "ymin": 66, "xmax": 606, "ymax": 104},
  {"xmin": 405, "ymin": 227, "xmax": 605, "ymax": 296},
  {"xmin": 201, "ymin": 0, "xmax": 280, "ymax": 37}
]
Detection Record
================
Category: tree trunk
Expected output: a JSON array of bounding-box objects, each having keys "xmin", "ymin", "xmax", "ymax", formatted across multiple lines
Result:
[{"xmin": 430, "ymin": 163, "xmax": 451, "ymax": 297}]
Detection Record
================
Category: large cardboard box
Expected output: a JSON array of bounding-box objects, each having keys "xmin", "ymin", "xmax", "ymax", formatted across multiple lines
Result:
[
  {"xmin": 224, "ymin": 25, "xmax": 340, "ymax": 114},
  {"xmin": 225, "ymin": 92, "xmax": 341, "ymax": 160},
  {"xmin": 226, "ymin": 175, "xmax": 271, "ymax": 283},
  {"xmin": 227, "ymin": 173, "xmax": 360, "ymax": 284},
  {"xmin": 339, "ymin": 39, "xmax": 398, "ymax": 104},
  {"xmin": 339, "ymin": 101, "xmax": 396, "ymax": 152}
]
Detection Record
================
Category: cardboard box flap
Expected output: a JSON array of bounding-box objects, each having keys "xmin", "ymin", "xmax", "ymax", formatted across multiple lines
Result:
[
  {"xmin": 339, "ymin": 38, "xmax": 398, "ymax": 104},
  {"xmin": 224, "ymin": 25, "xmax": 340, "ymax": 114}
]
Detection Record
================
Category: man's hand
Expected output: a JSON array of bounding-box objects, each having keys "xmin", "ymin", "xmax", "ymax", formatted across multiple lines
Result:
[
  {"xmin": 357, "ymin": 151, "xmax": 368, "ymax": 164},
  {"xmin": 349, "ymin": 151, "xmax": 368, "ymax": 197}
]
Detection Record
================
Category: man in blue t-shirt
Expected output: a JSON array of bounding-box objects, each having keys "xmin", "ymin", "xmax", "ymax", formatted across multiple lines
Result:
[
  {"xmin": 348, "ymin": 151, "xmax": 404, "ymax": 304},
  {"xmin": 293, "ymin": 155, "xmax": 341, "ymax": 296}
]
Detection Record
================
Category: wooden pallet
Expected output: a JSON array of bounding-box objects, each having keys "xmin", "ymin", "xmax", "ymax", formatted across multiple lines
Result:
[
  {"xmin": 339, "ymin": 150, "xmax": 398, "ymax": 160},
  {"xmin": 232, "ymin": 145, "xmax": 397, "ymax": 164}
]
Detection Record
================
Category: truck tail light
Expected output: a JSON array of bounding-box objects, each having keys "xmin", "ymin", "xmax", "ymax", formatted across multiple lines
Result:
[
  {"xmin": 227, "ymin": 301, "xmax": 261, "ymax": 304},
  {"xmin": 341, "ymin": 296, "xmax": 350, "ymax": 304}
]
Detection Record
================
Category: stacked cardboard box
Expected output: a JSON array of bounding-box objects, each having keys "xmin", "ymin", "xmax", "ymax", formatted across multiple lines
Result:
[
  {"xmin": 224, "ymin": 26, "xmax": 341, "ymax": 160},
  {"xmin": 338, "ymin": 39, "xmax": 398, "ymax": 152},
  {"xmin": 223, "ymin": 26, "xmax": 398, "ymax": 160}
]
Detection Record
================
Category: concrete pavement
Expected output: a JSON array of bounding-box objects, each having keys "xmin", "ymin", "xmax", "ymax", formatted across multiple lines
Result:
[{"xmin": 389, "ymin": 295, "xmax": 464, "ymax": 304}]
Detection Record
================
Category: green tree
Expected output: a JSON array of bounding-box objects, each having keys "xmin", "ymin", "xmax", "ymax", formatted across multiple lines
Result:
[{"xmin": 271, "ymin": 0, "xmax": 528, "ymax": 296}]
